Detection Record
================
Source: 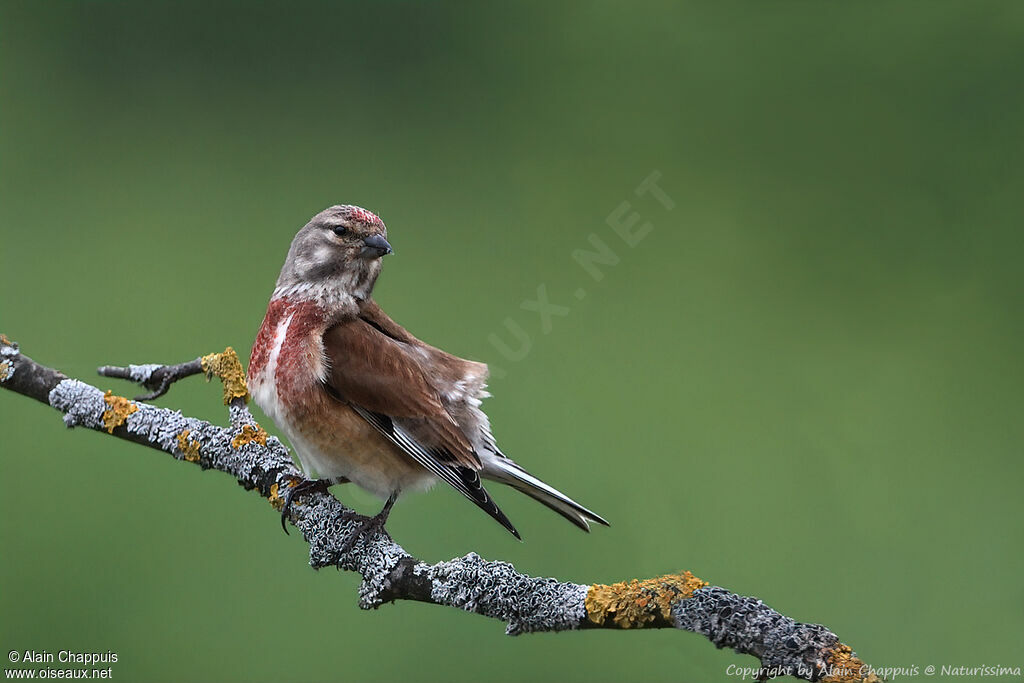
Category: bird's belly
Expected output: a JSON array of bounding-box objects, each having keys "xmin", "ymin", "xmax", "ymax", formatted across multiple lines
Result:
[
  {"xmin": 286, "ymin": 399, "xmax": 437, "ymax": 499},
  {"xmin": 254, "ymin": 375, "xmax": 435, "ymax": 499}
]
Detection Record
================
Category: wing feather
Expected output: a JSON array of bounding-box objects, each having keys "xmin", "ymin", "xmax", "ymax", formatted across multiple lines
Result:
[
  {"xmin": 323, "ymin": 319, "xmax": 479, "ymax": 470},
  {"xmin": 349, "ymin": 404, "xmax": 519, "ymax": 539}
]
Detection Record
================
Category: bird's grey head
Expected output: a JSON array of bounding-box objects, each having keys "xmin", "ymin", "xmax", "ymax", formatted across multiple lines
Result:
[{"xmin": 275, "ymin": 205, "xmax": 393, "ymax": 307}]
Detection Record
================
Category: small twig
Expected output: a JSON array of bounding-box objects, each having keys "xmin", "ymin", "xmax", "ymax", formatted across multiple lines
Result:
[{"xmin": 98, "ymin": 358, "xmax": 204, "ymax": 400}]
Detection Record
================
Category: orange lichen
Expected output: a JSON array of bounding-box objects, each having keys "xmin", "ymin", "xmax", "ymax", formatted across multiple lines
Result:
[
  {"xmin": 201, "ymin": 347, "xmax": 250, "ymax": 404},
  {"xmin": 821, "ymin": 644, "xmax": 881, "ymax": 683},
  {"xmin": 267, "ymin": 483, "xmax": 285, "ymax": 511},
  {"xmin": 0, "ymin": 360, "xmax": 11, "ymax": 382},
  {"xmin": 586, "ymin": 571, "xmax": 708, "ymax": 628},
  {"xmin": 231, "ymin": 424, "xmax": 268, "ymax": 449},
  {"xmin": 101, "ymin": 391, "xmax": 138, "ymax": 433},
  {"xmin": 176, "ymin": 430, "xmax": 201, "ymax": 462},
  {"xmin": 0, "ymin": 334, "xmax": 11, "ymax": 346}
]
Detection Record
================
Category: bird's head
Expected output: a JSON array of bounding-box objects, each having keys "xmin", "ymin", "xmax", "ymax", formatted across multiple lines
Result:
[{"xmin": 275, "ymin": 205, "xmax": 393, "ymax": 307}]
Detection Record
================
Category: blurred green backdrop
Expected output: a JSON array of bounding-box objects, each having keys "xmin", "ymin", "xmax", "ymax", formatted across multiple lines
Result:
[{"xmin": 2, "ymin": 2, "xmax": 1023, "ymax": 681}]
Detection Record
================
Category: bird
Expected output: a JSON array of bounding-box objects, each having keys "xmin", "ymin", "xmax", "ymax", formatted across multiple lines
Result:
[{"xmin": 247, "ymin": 204, "xmax": 608, "ymax": 545}]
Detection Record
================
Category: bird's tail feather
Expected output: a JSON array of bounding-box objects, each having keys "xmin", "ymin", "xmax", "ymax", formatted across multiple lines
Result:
[{"xmin": 482, "ymin": 457, "xmax": 609, "ymax": 532}]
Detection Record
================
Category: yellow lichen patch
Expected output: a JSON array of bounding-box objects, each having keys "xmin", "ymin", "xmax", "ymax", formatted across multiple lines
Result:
[
  {"xmin": 267, "ymin": 483, "xmax": 285, "ymax": 511},
  {"xmin": 821, "ymin": 644, "xmax": 881, "ymax": 683},
  {"xmin": 0, "ymin": 360, "xmax": 11, "ymax": 382},
  {"xmin": 101, "ymin": 390, "xmax": 138, "ymax": 433},
  {"xmin": 176, "ymin": 430, "xmax": 201, "ymax": 462},
  {"xmin": 231, "ymin": 424, "xmax": 269, "ymax": 449},
  {"xmin": 201, "ymin": 347, "xmax": 250, "ymax": 404},
  {"xmin": 586, "ymin": 571, "xmax": 708, "ymax": 628}
]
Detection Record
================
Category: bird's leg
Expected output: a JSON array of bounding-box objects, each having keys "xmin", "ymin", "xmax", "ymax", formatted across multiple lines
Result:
[
  {"xmin": 280, "ymin": 476, "xmax": 350, "ymax": 534},
  {"xmin": 337, "ymin": 491, "xmax": 399, "ymax": 556}
]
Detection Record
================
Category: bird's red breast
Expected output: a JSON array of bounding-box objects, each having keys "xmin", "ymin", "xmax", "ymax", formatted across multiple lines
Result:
[{"xmin": 248, "ymin": 295, "xmax": 329, "ymax": 417}]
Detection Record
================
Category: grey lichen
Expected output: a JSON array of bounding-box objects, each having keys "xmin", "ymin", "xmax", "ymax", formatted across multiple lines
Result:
[
  {"xmin": 127, "ymin": 363, "xmax": 163, "ymax": 384},
  {"xmin": 290, "ymin": 490, "xmax": 411, "ymax": 609},
  {"xmin": 426, "ymin": 552, "xmax": 588, "ymax": 635},
  {"xmin": 1, "ymin": 338, "xmax": 20, "ymax": 382},
  {"xmin": 129, "ymin": 403, "xmax": 217, "ymax": 457},
  {"xmin": 50, "ymin": 379, "xmax": 107, "ymax": 429},
  {"xmin": 672, "ymin": 586, "xmax": 838, "ymax": 676},
  {"xmin": 228, "ymin": 401, "xmax": 262, "ymax": 431},
  {"xmin": 48, "ymin": 379, "xmax": 294, "ymax": 483},
  {"xmin": 355, "ymin": 537, "xmax": 410, "ymax": 609}
]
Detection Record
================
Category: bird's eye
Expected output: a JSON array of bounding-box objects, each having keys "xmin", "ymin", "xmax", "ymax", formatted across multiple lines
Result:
[{"xmin": 332, "ymin": 225, "xmax": 348, "ymax": 237}]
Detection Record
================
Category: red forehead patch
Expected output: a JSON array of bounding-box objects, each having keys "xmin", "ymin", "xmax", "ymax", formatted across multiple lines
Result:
[{"xmin": 342, "ymin": 205, "xmax": 385, "ymax": 229}]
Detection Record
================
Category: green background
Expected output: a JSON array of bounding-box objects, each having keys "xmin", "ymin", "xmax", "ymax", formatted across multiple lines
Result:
[{"xmin": 2, "ymin": 2, "xmax": 1022, "ymax": 681}]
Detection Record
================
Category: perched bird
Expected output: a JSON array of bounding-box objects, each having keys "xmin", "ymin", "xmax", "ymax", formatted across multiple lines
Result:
[{"xmin": 248, "ymin": 204, "xmax": 608, "ymax": 543}]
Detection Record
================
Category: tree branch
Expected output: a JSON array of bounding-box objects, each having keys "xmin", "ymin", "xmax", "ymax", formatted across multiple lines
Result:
[{"xmin": 0, "ymin": 334, "xmax": 880, "ymax": 683}]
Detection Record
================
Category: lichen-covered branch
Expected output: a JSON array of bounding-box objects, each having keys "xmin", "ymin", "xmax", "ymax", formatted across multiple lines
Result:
[{"xmin": 0, "ymin": 334, "xmax": 880, "ymax": 683}]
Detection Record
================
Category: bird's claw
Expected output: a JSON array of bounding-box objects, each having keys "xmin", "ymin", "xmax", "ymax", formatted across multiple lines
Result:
[
  {"xmin": 280, "ymin": 477, "xmax": 332, "ymax": 535},
  {"xmin": 336, "ymin": 491, "xmax": 398, "ymax": 555}
]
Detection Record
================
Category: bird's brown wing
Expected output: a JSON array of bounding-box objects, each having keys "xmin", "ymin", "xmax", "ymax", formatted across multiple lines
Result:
[
  {"xmin": 359, "ymin": 300, "xmax": 490, "ymax": 391},
  {"xmin": 323, "ymin": 317, "xmax": 480, "ymax": 471}
]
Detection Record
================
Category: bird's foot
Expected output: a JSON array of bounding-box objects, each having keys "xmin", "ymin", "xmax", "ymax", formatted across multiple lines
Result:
[
  {"xmin": 337, "ymin": 492, "xmax": 398, "ymax": 556},
  {"xmin": 280, "ymin": 476, "xmax": 334, "ymax": 535}
]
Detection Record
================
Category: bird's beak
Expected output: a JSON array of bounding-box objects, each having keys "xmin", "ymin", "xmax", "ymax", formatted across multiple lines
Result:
[{"xmin": 359, "ymin": 234, "xmax": 393, "ymax": 259}]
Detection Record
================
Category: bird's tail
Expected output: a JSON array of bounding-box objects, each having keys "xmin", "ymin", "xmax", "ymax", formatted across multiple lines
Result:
[{"xmin": 481, "ymin": 457, "xmax": 610, "ymax": 532}]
